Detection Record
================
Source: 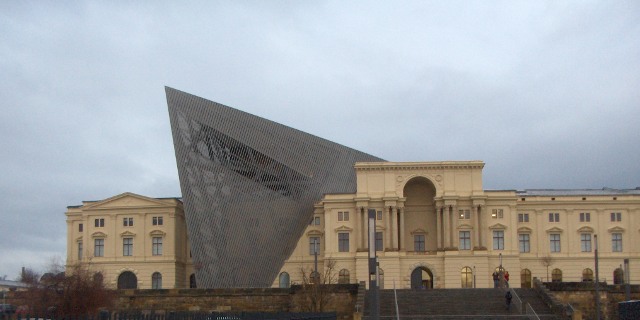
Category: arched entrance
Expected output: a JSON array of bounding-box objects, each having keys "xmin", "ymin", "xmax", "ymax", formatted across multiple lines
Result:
[
  {"xmin": 411, "ymin": 267, "xmax": 433, "ymax": 289},
  {"xmin": 117, "ymin": 271, "xmax": 137, "ymax": 289}
]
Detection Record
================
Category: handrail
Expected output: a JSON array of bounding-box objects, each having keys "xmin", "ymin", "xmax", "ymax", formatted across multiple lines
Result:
[
  {"xmin": 509, "ymin": 288, "xmax": 523, "ymax": 314},
  {"xmin": 526, "ymin": 302, "xmax": 541, "ymax": 320}
]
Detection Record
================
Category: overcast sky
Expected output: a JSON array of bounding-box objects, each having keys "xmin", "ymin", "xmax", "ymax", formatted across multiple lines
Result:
[{"xmin": 1, "ymin": 1, "xmax": 638, "ymax": 280}]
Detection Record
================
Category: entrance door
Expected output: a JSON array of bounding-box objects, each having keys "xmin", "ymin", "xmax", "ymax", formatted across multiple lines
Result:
[
  {"xmin": 411, "ymin": 267, "xmax": 433, "ymax": 289},
  {"xmin": 117, "ymin": 271, "xmax": 138, "ymax": 289}
]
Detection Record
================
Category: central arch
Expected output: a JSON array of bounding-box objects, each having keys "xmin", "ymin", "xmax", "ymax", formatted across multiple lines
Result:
[
  {"xmin": 403, "ymin": 177, "xmax": 437, "ymax": 252},
  {"xmin": 411, "ymin": 267, "xmax": 434, "ymax": 289}
]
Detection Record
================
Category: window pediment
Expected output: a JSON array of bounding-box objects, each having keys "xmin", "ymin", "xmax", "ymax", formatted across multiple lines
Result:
[
  {"xmin": 120, "ymin": 231, "xmax": 136, "ymax": 237},
  {"xmin": 75, "ymin": 236, "xmax": 83, "ymax": 242},
  {"xmin": 457, "ymin": 223, "xmax": 473, "ymax": 230},
  {"xmin": 546, "ymin": 227, "xmax": 564, "ymax": 233},
  {"xmin": 518, "ymin": 227, "xmax": 533, "ymax": 233},
  {"xmin": 577, "ymin": 226, "xmax": 594, "ymax": 233},
  {"xmin": 489, "ymin": 223, "xmax": 507, "ymax": 230},
  {"xmin": 334, "ymin": 225, "xmax": 353, "ymax": 232},
  {"xmin": 91, "ymin": 231, "xmax": 107, "ymax": 238},
  {"xmin": 608, "ymin": 226, "xmax": 625, "ymax": 233},
  {"xmin": 306, "ymin": 230, "xmax": 324, "ymax": 237},
  {"xmin": 410, "ymin": 228, "xmax": 427, "ymax": 235},
  {"xmin": 149, "ymin": 230, "xmax": 166, "ymax": 237}
]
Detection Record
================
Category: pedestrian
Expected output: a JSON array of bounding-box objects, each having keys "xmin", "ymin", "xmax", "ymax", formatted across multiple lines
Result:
[
  {"xmin": 492, "ymin": 271, "xmax": 499, "ymax": 288},
  {"xmin": 505, "ymin": 290, "xmax": 513, "ymax": 311},
  {"xmin": 505, "ymin": 271, "xmax": 510, "ymax": 288}
]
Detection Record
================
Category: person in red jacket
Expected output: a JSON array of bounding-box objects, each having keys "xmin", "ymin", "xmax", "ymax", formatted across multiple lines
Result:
[{"xmin": 505, "ymin": 271, "xmax": 510, "ymax": 287}]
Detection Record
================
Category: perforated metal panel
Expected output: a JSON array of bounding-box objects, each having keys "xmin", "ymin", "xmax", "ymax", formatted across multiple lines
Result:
[{"xmin": 166, "ymin": 87, "xmax": 383, "ymax": 288}]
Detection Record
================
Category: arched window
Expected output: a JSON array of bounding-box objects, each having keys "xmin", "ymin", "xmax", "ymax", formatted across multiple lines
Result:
[
  {"xmin": 152, "ymin": 272, "xmax": 162, "ymax": 289},
  {"xmin": 582, "ymin": 268, "xmax": 593, "ymax": 282},
  {"xmin": 552, "ymin": 269, "xmax": 562, "ymax": 282},
  {"xmin": 338, "ymin": 269, "xmax": 350, "ymax": 284},
  {"xmin": 613, "ymin": 268, "xmax": 624, "ymax": 285},
  {"xmin": 189, "ymin": 273, "xmax": 197, "ymax": 288},
  {"xmin": 117, "ymin": 271, "xmax": 137, "ymax": 289},
  {"xmin": 461, "ymin": 267, "xmax": 473, "ymax": 288},
  {"xmin": 93, "ymin": 272, "xmax": 104, "ymax": 285},
  {"xmin": 521, "ymin": 269, "xmax": 532, "ymax": 288},
  {"xmin": 279, "ymin": 272, "xmax": 290, "ymax": 288}
]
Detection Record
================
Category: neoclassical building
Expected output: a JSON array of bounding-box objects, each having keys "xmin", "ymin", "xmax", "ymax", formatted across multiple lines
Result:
[
  {"xmin": 65, "ymin": 193, "xmax": 195, "ymax": 289},
  {"xmin": 66, "ymin": 161, "xmax": 640, "ymax": 290},
  {"xmin": 276, "ymin": 161, "xmax": 640, "ymax": 289}
]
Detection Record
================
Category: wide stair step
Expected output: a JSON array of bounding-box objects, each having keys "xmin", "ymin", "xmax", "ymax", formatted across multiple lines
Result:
[{"xmin": 363, "ymin": 288, "xmax": 560, "ymax": 320}]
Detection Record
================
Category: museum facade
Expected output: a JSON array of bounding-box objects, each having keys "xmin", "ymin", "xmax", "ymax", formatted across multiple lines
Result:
[{"xmin": 65, "ymin": 88, "xmax": 639, "ymax": 289}]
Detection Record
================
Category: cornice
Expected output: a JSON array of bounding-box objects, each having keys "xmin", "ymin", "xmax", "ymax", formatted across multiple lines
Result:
[{"xmin": 354, "ymin": 161, "xmax": 485, "ymax": 172}]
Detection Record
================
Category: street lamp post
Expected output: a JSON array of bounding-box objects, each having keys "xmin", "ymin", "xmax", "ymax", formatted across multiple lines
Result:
[
  {"xmin": 594, "ymin": 234, "xmax": 601, "ymax": 320},
  {"xmin": 313, "ymin": 238, "xmax": 319, "ymax": 283},
  {"xmin": 367, "ymin": 209, "xmax": 379, "ymax": 320}
]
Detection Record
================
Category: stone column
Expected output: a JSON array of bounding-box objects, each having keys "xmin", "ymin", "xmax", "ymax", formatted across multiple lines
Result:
[
  {"xmin": 399, "ymin": 208, "xmax": 405, "ymax": 250},
  {"xmin": 473, "ymin": 205, "xmax": 480, "ymax": 249},
  {"xmin": 385, "ymin": 207, "xmax": 391, "ymax": 250},
  {"xmin": 451, "ymin": 205, "xmax": 457, "ymax": 248},
  {"xmin": 391, "ymin": 207, "xmax": 398, "ymax": 250},
  {"xmin": 443, "ymin": 206, "xmax": 450, "ymax": 248},
  {"xmin": 436, "ymin": 206, "xmax": 442, "ymax": 250},
  {"xmin": 360, "ymin": 207, "xmax": 366, "ymax": 249}
]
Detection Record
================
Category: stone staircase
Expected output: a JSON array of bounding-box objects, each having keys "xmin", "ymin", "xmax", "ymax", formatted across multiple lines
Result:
[{"xmin": 363, "ymin": 288, "xmax": 560, "ymax": 319}]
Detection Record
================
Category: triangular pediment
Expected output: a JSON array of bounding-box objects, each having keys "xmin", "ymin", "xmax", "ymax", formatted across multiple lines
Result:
[
  {"xmin": 577, "ymin": 226, "xmax": 594, "ymax": 233},
  {"xmin": 334, "ymin": 225, "xmax": 353, "ymax": 232},
  {"xmin": 91, "ymin": 231, "xmax": 107, "ymax": 238},
  {"xmin": 149, "ymin": 230, "xmax": 166, "ymax": 237},
  {"xmin": 120, "ymin": 231, "xmax": 137, "ymax": 237},
  {"xmin": 489, "ymin": 223, "xmax": 507, "ymax": 230},
  {"xmin": 608, "ymin": 226, "xmax": 625, "ymax": 233},
  {"xmin": 83, "ymin": 192, "xmax": 170, "ymax": 210},
  {"xmin": 518, "ymin": 227, "xmax": 533, "ymax": 233},
  {"xmin": 546, "ymin": 227, "xmax": 564, "ymax": 233}
]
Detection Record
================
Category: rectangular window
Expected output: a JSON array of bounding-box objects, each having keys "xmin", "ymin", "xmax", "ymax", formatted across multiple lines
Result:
[
  {"xmin": 491, "ymin": 209, "xmax": 503, "ymax": 219},
  {"xmin": 375, "ymin": 231, "xmax": 383, "ymax": 251},
  {"xmin": 377, "ymin": 211, "xmax": 383, "ymax": 221},
  {"xmin": 152, "ymin": 237, "xmax": 163, "ymax": 256},
  {"xmin": 612, "ymin": 233, "xmax": 622, "ymax": 252},
  {"xmin": 338, "ymin": 211, "xmax": 349, "ymax": 221},
  {"xmin": 123, "ymin": 238, "xmax": 133, "ymax": 256},
  {"xmin": 492, "ymin": 231, "xmax": 504, "ymax": 250},
  {"xmin": 519, "ymin": 234, "xmax": 530, "ymax": 253},
  {"xmin": 459, "ymin": 231, "xmax": 471, "ymax": 250},
  {"xmin": 518, "ymin": 213, "xmax": 529, "ymax": 223},
  {"xmin": 123, "ymin": 217, "xmax": 134, "ymax": 227},
  {"xmin": 610, "ymin": 212, "xmax": 621, "ymax": 222},
  {"xmin": 548, "ymin": 213, "xmax": 559, "ymax": 222},
  {"xmin": 459, "ymin": 210, "xmax": 470, "ymax": 219},
  {"xmin": 152, "ymin": 216, "xmax": 163, "ymax": 226},
  {"xmin": 94, "ymin": 218, "xmax": 105, "ymax": 227},
  {"xmin": 78, "ymin": 241, "xmax": 83, "ymax": 260},
  {"xmin": 550, "ymin": 234, "xmax": 561, "ymax": 252},
  {"xmin": 309, "ymin": 237, "xmax": 320, "ymax": 255},
  {"xmin": 580, "ymin": 234, "xmax": 592, "ymax": 252},
  {"xmin": 338, "ymin": 233, "xmax": 349, "ymax": 252},
  {"xmin": 79, "ymin": 223, "xmax": 83, "ymax": 232},
  {"xmin": 94, "ymin": 239, "xmax": 104, "ymax": 257},
  {"xmin": 314, "ymin": 216, "xmax": 320, "ymax": 225},
  {"xmin": 579, "ymin": 212, "xmax": 590, "ymax": 222},
  {"xmin": 414, "ymin": 235, "xmax": 425, "ymax": 252}
]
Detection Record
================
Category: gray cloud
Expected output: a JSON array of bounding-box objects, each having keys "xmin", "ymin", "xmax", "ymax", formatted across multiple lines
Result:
[{"xmin": 1, "ymin": 1, "xmax": 638, "ymax": 279}]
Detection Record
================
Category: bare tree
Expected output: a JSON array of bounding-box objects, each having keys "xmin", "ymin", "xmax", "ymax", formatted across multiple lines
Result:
[
  {"xmin": 297, "ymin": 259, "xmax": 338, "ymax": 312},
  {"xmin": 18, "ymin": 267, "xmax": 41, "ymax": 285},
  {"xmin": 540, "ymin": 255, "xmax": 554, "ymax": 282},
  {"xmin": 18, "ymin": 263, "xmax": 115, "ymax": 317}
]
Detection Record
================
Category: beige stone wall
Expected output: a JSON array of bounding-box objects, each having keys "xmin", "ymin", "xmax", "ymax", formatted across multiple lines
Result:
[
  {"xmin": 278, "ymin": 161, "xmax": 640, "ymax": 290},
  {"xmin": 65, "ymin": 193, "xmax": 193, "ymax": 289}
]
